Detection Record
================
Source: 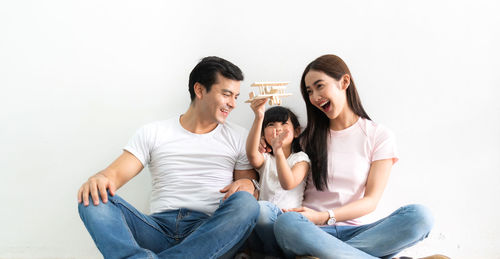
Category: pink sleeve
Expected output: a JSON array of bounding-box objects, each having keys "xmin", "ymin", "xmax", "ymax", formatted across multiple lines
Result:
[{"xmin": 371, "ymin": 125, "xmax": 399, "ymax": 164}]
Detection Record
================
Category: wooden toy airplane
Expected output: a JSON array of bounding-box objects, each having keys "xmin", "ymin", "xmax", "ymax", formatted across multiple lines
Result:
[{"xmin": 245, "ymin": 81, "xmax": 292, "ymax": 105}]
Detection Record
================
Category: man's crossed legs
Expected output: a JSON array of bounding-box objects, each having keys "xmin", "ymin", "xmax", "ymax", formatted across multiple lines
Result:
[{"xmin": 78, "ymin": 191, "xmax": 259, "ymax": 259}]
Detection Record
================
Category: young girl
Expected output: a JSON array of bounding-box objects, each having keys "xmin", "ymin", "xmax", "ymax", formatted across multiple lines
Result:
[{"xmin": 245, "ymin": 100, "xmax": 310, "ymax": 256}]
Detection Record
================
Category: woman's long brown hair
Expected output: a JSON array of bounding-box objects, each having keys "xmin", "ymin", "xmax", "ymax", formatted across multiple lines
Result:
[{"xmin": 300, "ymin": 55, "xmax": 370, "ymax": 191}]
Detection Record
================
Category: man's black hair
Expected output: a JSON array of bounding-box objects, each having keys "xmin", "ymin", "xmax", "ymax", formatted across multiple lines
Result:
[{"xmin": 188, "ymin": 56, "xmax": 244, "ymax": 101}]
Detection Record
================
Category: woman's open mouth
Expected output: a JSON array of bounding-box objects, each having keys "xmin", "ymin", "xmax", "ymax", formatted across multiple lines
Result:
[{"xmin": 319, "ymin": 100, "xmax": 331, "ymax": 112}]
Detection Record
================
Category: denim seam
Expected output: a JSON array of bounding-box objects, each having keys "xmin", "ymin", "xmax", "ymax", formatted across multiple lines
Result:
[
  {"xmin": 112, "ymin": 198, "xmax": 167, "ymax": 236},
  {"xmin": 343, "ymin": 219, "xmax": 385, "ymax": 243},
  {"xmin": 175, "ymin": 210, "xmax": 181, "ymax": 239},
  {"xmin": 343, "ymin": 205, "xmax": 423, "ymax": 255},
  {"xmin": 181, "ymin": 219, "xmax": 205, "ymax": 240},
  {"xmin": 150, "ymin": 216, "xmax": 177, "ymax": 239},
  {"xmin": 173, "ymin": 210, "xmax": 193, "ymax": 240},
  {"xmin": 116, "ymin": 205, "xmax": 173, "ymax": 258},
  {"xmin": 341, "ymin": 207, "xmax": 410, "ymax": 243},
  {"xmin": 119, "ymin": 210, "xmax": 146, "ymax": 252},
  {"xmin": 146, "ymin": 250, "xmax": 155, "ymax": 259},
  {"xmin": 209, "ymin": 220, "xmax": 256, "ymax": 259}
]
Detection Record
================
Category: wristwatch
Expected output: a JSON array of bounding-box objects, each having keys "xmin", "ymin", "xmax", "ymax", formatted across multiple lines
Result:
[
  {"xmin": 251, "ymin": 179, "xmax": 261, "ymax": 191},
  {"xmin": 327, "ymin": 209, "xmax": 336, "ymax": 225}
]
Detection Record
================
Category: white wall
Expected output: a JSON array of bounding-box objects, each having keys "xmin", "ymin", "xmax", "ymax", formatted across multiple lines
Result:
[{"xmin": 1, "ymin": 1, "xmax": 499, "ymax": 258}]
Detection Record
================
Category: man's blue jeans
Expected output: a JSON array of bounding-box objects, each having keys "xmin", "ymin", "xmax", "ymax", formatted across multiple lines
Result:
[
  {"xmin": 78, "ymin": 191, "xmax": 259, "ymax": 259},
  {"xmin": 253, "ymin": 202, "xmax": 434, "ymax": 259}
]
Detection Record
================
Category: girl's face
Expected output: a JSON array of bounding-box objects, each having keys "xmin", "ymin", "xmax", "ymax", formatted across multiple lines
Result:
[
  {"xmin": 263, "ymin": 118, "xmax": 297, "ymax": 147},
  {"xmin": 304, "ymin": 70, "xmax": 349, "ymax": 120}
]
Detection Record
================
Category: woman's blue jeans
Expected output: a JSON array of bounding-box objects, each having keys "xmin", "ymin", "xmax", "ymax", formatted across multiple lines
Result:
[
  {"xmin": 252, "ymin": 202, "xmax": 434, "ymax": 259},
  {"xmin": 78, "ymin": 191, "xmax": 259, "ymax": 259}
]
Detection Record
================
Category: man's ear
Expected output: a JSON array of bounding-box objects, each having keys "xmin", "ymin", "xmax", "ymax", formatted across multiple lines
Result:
[
  {"xmin": 194, "ymin": 82, "xmax": 205, "ymax": 100},
  {"xmin": 340, "ymin": 74, "xmax": 351, "ymax": 90}
]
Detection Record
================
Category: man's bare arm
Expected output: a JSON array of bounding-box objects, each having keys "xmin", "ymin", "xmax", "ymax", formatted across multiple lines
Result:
[
  {"xmin": 219, "ymin": 169, "xmax": 257, "ymax": 200},
  {"xmin": 77, "ymin": 151, "xmax": 144, "ymax": 206}
]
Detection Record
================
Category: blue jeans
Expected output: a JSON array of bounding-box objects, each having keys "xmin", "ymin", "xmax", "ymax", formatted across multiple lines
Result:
[
  {"xmin": 256, "ymin": 203, "xmax": 433, "ymax": 259},
  {"xmin": 78, "ymin": 191, "xmax": 259, "ymax": 259},
  {"xmin": 247, "ymin": 201, "xmax": 284, "ymax": 256}
]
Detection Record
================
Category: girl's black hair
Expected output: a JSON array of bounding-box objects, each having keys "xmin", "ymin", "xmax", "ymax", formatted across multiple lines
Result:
[{"xmin": 262, "ymin": 106, "xmax": 302, "ymax": 155}]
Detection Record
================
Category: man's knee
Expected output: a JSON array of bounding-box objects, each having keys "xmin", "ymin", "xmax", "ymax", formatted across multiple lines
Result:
[
  {"xmin": 78, "ymin": 194, "xmax": 122, "ymax": 221},
  {"xmin": 224, "ymin": 191, "xmax": 259, "ymax": 220}
]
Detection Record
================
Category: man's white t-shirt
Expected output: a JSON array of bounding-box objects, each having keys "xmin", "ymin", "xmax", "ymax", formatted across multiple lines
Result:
[
  {"xmin": 257, "ymin": 152, "xmax": 310, "ymax": 209},
  {"xmin": 124, "ymin": 116, "xmax": 253, "ymax": 215}
]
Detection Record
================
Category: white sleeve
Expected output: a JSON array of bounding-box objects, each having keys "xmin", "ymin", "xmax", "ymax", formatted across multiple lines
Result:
[
  {"xmin": 234, "ymin": 129, "xmax": 254, "ymax": 171},
  {"xmin": 289, "ymin": 151, "xmax": 311, "ymax": 167},
  {"xmin": 123, "ymin": 124, "xmax": 156, "ymax": 167},
  {"xmin": 255, "ymin": 153, "xmax": 270, "ymax": 175}
]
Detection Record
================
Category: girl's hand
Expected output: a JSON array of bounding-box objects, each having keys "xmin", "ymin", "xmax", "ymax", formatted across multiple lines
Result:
[
  {"xmin": 250, "ymin": 98, "xmax": 267, "ymax": 118},
  {"xmin": 270, "ymin": 128, "xmax": 290, "ymax": 151},
  {"xmin": 284, "ymin": 207, "xmax": 329, "ymax": 225}
]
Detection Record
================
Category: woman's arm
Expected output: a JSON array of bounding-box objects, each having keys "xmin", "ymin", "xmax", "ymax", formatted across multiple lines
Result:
[
  {"xmin": 245, "ymin": 98, "xmax": 267, "ymax": 169},
  {"xmin": 328, "ymin": 158, "xmax": 393, "ymax": 223},
  {"xmin": 286, "ymin": 158, "xmax": 393, "ymax": 224}
]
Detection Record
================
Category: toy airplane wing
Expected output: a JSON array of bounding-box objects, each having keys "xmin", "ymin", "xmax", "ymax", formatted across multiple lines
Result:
[
  {"xmin": 244, "ymin": 93, "xmax": 293, "ymax": 102},
  {"xmin": 245, "ymin": 81, "xmax": 292, "ymax": 105}
]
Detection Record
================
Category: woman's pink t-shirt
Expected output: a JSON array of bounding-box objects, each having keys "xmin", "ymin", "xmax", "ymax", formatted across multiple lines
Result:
[{"xmin": 302, "ymin": 117, "xmax": 399, "ymax": 225}]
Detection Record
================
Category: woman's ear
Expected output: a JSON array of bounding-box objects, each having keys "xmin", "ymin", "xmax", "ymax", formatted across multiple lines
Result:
[
  {"xmin": 194, "ymin": 82, "xmax": 205, "ymax": 100},
  {"xmin": 340, "ymin": 74, "xmax": 351, "ymax": 90}
]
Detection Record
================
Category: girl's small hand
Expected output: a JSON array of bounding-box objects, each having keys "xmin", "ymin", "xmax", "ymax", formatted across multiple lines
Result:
[
  {"xmin": 250, "ymin": 98, "xmax": 267, "ymax": 118},
  {"xmin": 284, "ymin": 207, "xmax": 329, "ymax": 225},
  {"xmin": 270, "ymin": 128, "xmax": 290, "ymax": 151}
]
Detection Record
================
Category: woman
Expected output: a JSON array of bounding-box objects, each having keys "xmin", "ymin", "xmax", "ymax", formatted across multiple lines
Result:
[{"xmin": 261, "ymin": 54, "xmax": 435, "ymax": 259}]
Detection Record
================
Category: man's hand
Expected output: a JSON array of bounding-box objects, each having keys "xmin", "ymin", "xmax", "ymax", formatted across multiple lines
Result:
[
  {"xmin": 77, "ymin": 173, "xmax": 116, "ymax": 206},
  {"xmin": 283, "ymin": 206, "xmax": 329, "ymax": 225},
  {"xmin": 77, "ymin": 151, "xmax": 144, "ymax": 206},
  {"xmin": 219, "ymin": 178, "xmax": 255, "ymax": 201},
  {"xmin": 259, "ymin": 136, "xmax": 272, "ymax": 153}
]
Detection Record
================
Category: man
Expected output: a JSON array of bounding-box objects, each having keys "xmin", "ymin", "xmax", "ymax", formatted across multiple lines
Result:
[{"xmin": 77, "ymin": 56, "xmax": 259, "ymax": 258}]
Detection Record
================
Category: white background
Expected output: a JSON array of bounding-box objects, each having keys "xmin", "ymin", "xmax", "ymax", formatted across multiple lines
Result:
[{"xmin": 1, "ymin": 1, "xmax": 499, "ymax": 258}]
